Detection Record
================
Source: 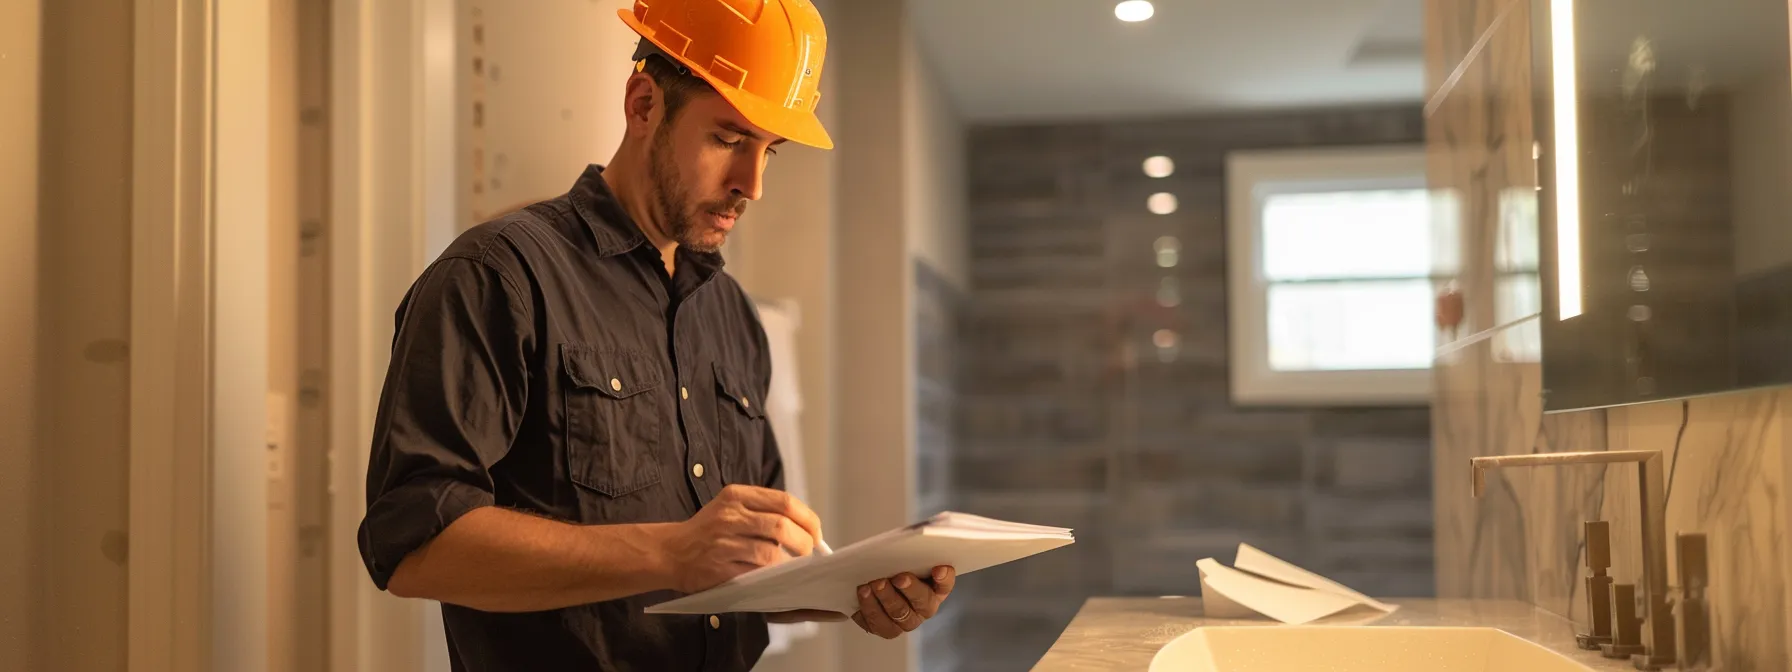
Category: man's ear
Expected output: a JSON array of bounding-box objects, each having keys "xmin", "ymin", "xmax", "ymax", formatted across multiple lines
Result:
[{"xmin": 622, "ymin": 71, "xmax": 661, "ymax": 138}]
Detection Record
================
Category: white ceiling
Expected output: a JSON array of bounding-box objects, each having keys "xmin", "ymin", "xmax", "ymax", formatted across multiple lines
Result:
[{"xmin": 909, "ymin": 0, "xmax": 1427, "ymax": 123}]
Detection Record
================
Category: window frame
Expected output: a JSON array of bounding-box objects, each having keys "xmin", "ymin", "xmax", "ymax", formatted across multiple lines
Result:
[{"xmin": 1224, "ymin": 145, "xmax": 1434, "ymax": 407}]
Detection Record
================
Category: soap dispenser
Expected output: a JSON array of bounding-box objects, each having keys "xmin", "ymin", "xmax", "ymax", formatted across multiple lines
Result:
[{"xmin": 1578, "ymin": 521, "xmax": 1615, "ymax": 650}]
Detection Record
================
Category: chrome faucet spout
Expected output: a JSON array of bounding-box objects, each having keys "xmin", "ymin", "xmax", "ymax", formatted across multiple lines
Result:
[
  {"xmin": 1468, "ymin": 451, "xmax": 1675, "ymax": 669},
  {"xmin": 1469, "ymin": 451, "xmax": 1658, "ymax": 497}
]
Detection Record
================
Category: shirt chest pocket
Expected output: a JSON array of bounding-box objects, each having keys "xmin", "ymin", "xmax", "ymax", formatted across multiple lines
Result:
[
  {"xmin": 561, "ymin": 344, "xmax": 665, "ymax": 497},
  {"xmin": 711, "ymin": 361, "xmax": 768, "ymax": 486}
]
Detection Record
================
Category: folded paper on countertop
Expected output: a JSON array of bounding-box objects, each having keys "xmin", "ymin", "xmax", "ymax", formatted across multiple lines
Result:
[
  {"xmin": 645, "ymin": 512, "xmax": 1075, "ymax": 616},
  {"xmin": 1197, "ymin": 543, "xmax": 1398, "ymax": 624}
]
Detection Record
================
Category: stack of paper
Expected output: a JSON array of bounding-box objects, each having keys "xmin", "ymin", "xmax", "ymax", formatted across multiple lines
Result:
[
  {"xmin": 646, "ymin": 512, "xmax": 1075, "ymax": 615},
  {"xmin": 1196, "ymin": 543, "xmax": 1398, "ymax": 624}
]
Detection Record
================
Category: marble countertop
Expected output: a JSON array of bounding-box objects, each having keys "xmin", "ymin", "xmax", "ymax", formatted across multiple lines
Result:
[{"xmin": 1031, "ymin": 598, "xmax": 1639, "ymax": 671}]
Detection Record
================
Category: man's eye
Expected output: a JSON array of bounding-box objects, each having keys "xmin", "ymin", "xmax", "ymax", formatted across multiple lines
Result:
[{"xmin": 714, "ymin": 135, "xmax": 742, "ymax": 148}]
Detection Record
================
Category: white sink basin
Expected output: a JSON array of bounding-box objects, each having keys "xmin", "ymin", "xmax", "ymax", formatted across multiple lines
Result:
[{"xmin": 1149, "ymin": 626, "xmax": 1596, "ymax": 672}]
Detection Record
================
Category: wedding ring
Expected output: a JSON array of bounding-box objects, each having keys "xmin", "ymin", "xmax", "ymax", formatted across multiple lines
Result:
[{"xmin": 891, "ymin": 610, "xmax": 915, "ymax": 623}]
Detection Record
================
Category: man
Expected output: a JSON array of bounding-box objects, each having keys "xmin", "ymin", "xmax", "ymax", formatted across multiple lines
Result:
[{"xmin": 356, "ymin": 1, "xmax": 954, "ymax": 669}]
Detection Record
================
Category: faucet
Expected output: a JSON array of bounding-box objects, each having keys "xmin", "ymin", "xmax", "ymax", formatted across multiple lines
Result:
[{"xmin": 1470, "ymin": 451, "xmax": 1676, "ymax": 670}]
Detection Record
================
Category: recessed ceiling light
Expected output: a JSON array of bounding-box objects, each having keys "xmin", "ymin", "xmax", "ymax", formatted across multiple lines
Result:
[
  {"xmin": 1143, "ymin": 155, "xmax": 1174, "ymax": 178},
  {"xmin": 1115, "ymin": 0, "xmax": 1154, "ymax": 23},
  {"xmin": 1148, "ymin": 192, "xmax": 1178, "ymax": 215}
]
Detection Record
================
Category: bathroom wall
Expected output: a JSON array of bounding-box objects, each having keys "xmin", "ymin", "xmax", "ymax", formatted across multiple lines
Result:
[
  {"xmin": 830, "ymin": 2, "xmax": 969, "ymax": 671},
  {"xmin": 269, "ymin": 0, "xmax": 309, "ymax": 669},
  {"xmin": 463, "ymin": 0, "xmax": 638, "ymax": 225},
  {"xmin": 292, "ymin": 3, "xmax": 333, "ymax": 671},
  {"xmin": 1426, "ymin": 1, "xmax": 1792, "ymax": 669},
  {"xmin": 0, "ymin": 0, "xmax": 41, "ymax": 667},
  {"xmin": 952, "ymin": 104, "xmax": 1435, "ymax": 672},
  {"xmin": 30, "ymin": 1, "xmax": 136, "ymax": 668}
]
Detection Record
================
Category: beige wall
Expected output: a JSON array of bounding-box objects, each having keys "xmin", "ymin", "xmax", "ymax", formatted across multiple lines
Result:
[
  {"xmin": 0, "ymin": 0, "xmax": 41, "ymax": 668},
  {"xmin": 214, "ymin": 0, "xmax": 275, "ymax": 667},
  {"xmin": 294, "ymin": 3, "xmax": 334, "ymax": 671},
  {"xmin": 270, "ymin": 0, "xmax": 305, "ymax": 669},
  {"xmin": 903, "ymin": 44, "xmax": 970, "ymax": 288},
  {"xmin": 465, "ymin": 0, "xmax": 638, "ymax": 223},
  {"xmin": 32, "ymin": 1, "xmax": 136, "ymax": 669},
  {"xmin": 834, "ymin": 0, "xmax": 949, "ymax": 669}
]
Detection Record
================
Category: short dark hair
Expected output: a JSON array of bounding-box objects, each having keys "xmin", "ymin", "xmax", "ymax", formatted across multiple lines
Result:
[{"xmin": 638, "ymin": 53, "xmax": 717, "ymax": 125}]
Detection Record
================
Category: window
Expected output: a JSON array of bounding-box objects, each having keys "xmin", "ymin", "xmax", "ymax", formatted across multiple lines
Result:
[
  {"xmin": 1225, "ymin": 145, "xmax": 1441, "ymax": 405},
  {"xmin": 1493, "ymin": 187, "xmax": 1543, "ymax": 363}
]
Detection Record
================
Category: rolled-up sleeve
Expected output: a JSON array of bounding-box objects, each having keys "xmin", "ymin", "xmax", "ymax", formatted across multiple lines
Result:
[{"xmin": 357, "ymin": 254, "xmax": 533, "ymax": 591}]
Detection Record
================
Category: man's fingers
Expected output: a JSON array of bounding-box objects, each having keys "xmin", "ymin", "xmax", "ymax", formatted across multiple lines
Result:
[
  {"xmin": 893, "ymin": 573, "xmax": 937, "ymax": 618},
  {"xmin": 715, "ymin": 536, "xmax": 782, "ymax": 569},
  {"xmin": 772, "ymin": 515, "xmax": 816, "ymax": 556},
  {"xmin": 727, "ymin": 486, "xmax": 826, "ymax": 551},
  {"xmin": 929, "ymin": 565, "xmax": 957, "ymax": 596},
  {"xmin": 851, "ymin": 611, "xmax": 869, "ymax": 633},
  {"xmin": 743, "ymin": 511, "xmax": 814, "ymax": 556},
  {"xmin": 784, "ymin": 498, "xmax": 824, "ymax": 547},
  {"xmin": 713, "ymin": 537, "xmax": 755, "ymax": 565},
  {"xmin": 749, "ymin": 538, "xmax": 787, "ymax": 567},
  {"xmin": 872, "ymin": 579, "xmax": 921, "ymax": 632},
  {"xmin": 856, "ymin": 584, "xmax": 901, "ymax": 639}
]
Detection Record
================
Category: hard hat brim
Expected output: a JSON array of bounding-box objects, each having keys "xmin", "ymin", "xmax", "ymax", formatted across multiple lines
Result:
[{"xmin": 618, "ymin": 10, "xmax": 835, "ymax": 150}]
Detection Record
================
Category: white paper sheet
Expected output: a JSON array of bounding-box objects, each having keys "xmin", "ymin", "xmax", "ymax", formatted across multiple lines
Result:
[
  {"xmin": 646, "ymin": 513, "xmax": 1074, "ymax": 615},
  {"xmin": 1196, "ymin": 543, "xmax": 1398, "ymax": 624}
]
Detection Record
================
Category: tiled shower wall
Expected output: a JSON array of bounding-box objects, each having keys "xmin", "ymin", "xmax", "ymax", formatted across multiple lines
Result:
[
  {"xmin": 1426, "ymin": 0, "xmax": 1792, "ymax": 669},
  {"xmin": 943, "ymin": 105, "xmax": 1438, "ymax": 672}
]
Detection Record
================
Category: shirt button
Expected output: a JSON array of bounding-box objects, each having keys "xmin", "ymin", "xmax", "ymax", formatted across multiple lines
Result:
[
  {"xmin": 681, "ymin": 386, "xmax": 689, "ymax": 400},
  {"xmin": 609, "ymin": 378, "xmax": 622, "ymax": 392},
  {"xmin": 740, "ymin": 396, "xmax": 750, "ymax": 408},
  {"xmin": 708, "ymin": 615, "xmax": 721, "ymax": 629},
  {"xmin": 692, "ymin": 463, "xmax": 705, "ymax": 479}
]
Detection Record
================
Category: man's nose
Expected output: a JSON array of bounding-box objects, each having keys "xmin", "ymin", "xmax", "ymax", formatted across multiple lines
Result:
[{"xmin": 727, "ymin": 155, "xmax": 765, "ymax": 201}]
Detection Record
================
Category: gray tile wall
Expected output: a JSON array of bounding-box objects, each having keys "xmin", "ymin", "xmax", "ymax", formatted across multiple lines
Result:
[{"xmin": 943, "ymin": 105, "xmax": 1436, "ymax": 672}]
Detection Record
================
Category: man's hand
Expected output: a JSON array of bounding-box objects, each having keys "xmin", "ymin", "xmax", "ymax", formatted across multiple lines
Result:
[
  {"xmin": 660, "ymin": 485, "xmax": 825, "ymax": 594},
  {"xmin": 850, "ymin": 566, "xmax": 956, "ymax": 639}
]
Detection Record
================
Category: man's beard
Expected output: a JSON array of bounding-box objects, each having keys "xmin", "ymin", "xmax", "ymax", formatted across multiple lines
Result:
[{"xmin": 647, "ymin": 127, "xmax": 747, "ymax": 254}]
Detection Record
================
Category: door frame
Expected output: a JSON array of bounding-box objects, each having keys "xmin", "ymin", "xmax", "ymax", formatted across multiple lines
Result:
[
  {"xmin": 327, "ymin": 1, "xmax": 461, "ymax": 671},
  {"xmin": 127, "ymin": 0, "xmax": 211, "ymax": 669},
  {"xmin": 129, "ymin": 0, "xmax": 274, "ymax": 670}
]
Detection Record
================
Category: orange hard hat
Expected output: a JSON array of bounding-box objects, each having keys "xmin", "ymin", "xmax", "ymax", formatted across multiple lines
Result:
[{"xmin": 618, "ymin": 0, "xmax": 834, "ymax": 150}]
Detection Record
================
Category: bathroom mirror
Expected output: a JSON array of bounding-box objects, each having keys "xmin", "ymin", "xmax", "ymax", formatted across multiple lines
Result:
[{"xmin": 1532, "ymin": 0, "xmax": 1792, "ymax": 412}]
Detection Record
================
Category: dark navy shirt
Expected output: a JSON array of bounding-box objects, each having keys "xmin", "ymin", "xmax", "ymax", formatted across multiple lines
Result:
[{"xmin": 357, "ymin": 165, "xmax": 783, "ymax": 672}]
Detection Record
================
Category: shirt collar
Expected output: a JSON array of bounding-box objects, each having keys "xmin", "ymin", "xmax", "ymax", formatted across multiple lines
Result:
[
  {"xmin": 568, "ymin": 164, "xmax": 728, "ymax": 275},
  {"xmin": 569, "ymin": 164, "xmax": 648, "ymax": 257}
]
